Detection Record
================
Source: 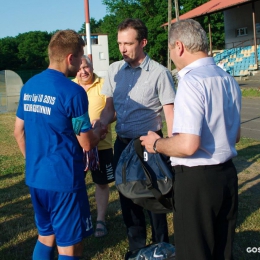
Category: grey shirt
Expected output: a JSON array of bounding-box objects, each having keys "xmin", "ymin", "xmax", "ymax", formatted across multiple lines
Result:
[{"xmin": 102, "ymin": 55, "xmax": 176, "ymax": 138}]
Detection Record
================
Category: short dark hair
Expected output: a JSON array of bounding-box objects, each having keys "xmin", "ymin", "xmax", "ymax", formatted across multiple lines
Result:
[
  {"xmin": 118, "ymin": 18, "xmax": 148, "ymax": 42},
  {"xmin": 48, "ymin": 30, "xmax": 85, "ymax": 62}
]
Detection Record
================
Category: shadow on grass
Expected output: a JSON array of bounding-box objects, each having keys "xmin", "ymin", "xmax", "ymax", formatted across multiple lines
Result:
[
  {"xmin": 3, "ymin": 142, "xmax": 259, "ymax": 259},
  {"xmin": 0, "ymin": 171, "xmax": 23, "ymax": 181},
  {"xmin": 84, "ymin": 181, "xmax": 174, "ymax": 259},
  {"xmin": 0, "ymin": 173, "xmax": 28, "ymax": 202},
  {"xmin": 233, "ymin": 143, "xmax": 260, "ymax": 259},
  {"xmin": 0, "ymin": 172, "xmax": 37, "ymax": 260},
  {"xmin": 234, "ymin": 231, "xmax": 260, "ymax": 260},
  {"xmin": 0, "ymin": 236, "xmax": 37, "ymax": 260},
  {"xmin": 0, "ymin": 171, "xmax": 131, "ymax": 259}
]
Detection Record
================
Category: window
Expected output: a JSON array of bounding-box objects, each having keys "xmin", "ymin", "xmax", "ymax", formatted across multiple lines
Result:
[
  {"xmin": 81, "ymin": 35, "xmax": 98, "ymax": 45},
  {"xmin": 236, "ymin": 27, "xmax": 248, "ymax": 37},
  {"xmin": 256, "ymin": 23, "xmax": 260, "ymax": 34},
  {"xmin": 99, "ymin": 52, "xmax": 105, "ymax": 60},
  {"xmin": 91, "ymin": 36, "xmax": 98, "ymax": 45}
]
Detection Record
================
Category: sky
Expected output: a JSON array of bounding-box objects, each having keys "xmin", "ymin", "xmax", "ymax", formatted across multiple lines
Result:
[{"xmin": 0, "ymin": 0, "xmax": 108, "ymax": 39}]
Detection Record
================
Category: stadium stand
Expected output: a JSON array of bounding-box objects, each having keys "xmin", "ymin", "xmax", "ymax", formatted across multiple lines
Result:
[{"xmin": 213, "ymin": 44, "xmax": 260, "ymax": 79}]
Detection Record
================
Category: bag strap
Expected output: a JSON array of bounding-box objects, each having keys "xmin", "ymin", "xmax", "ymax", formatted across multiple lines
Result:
[{"xmin": 133, "ymin": 138, "xmax": 172, "ymax": 210}]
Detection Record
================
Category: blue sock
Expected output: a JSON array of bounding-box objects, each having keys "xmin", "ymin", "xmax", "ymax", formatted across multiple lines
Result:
[
  {"xmin": 58, "ymin": 256, "xmax": 80, "ymax": 260},
  {"xmin": 33, "ymin": 240, "xmax": 55, "ymax": 260}
]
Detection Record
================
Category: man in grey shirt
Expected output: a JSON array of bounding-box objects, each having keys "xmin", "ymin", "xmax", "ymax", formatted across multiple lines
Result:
[{"xmin": 100, "ymin": 18, "xmax": 176, "ymax": 255}]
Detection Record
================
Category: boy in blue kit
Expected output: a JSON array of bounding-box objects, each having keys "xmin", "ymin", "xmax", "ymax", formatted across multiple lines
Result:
[{"xmin": 14, "ymin": 30, "xmax": 107, "ymax": 260}]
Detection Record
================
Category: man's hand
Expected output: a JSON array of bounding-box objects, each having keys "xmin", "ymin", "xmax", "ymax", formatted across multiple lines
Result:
[
  {"xmin": 101, "ymin": 123, "xmax": 108, "ymax": 140},
  {"xmin": 91, "ymin": 119, "xmax": 99, "ymax": 127},
  {"xmin": 93, "ymin": 119, "xmax": 108, "ymax": 140},
  {"xmin": 140, "ymin": 131, "xmax": 161, "ymax": 153}
]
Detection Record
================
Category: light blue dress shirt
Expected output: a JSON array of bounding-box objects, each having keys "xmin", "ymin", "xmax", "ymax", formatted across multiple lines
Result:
[{"xmin": 171, "ymin": 57, "xmax": 241, "ymax": 166}]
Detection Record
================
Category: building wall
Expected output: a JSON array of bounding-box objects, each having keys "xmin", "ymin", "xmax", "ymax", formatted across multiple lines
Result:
[
  {"xmin": 84, "ymin": 34, "xmax": 109, "ymax": 78},
  {"xmin": 224, "ymin": 2, "xmax": 260, "ymax": 49}
]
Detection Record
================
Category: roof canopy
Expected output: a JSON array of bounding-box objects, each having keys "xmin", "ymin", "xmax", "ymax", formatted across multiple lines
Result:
[{"xmin": 162, "ymin": 0, "xmax": 255, "ymax": 26}]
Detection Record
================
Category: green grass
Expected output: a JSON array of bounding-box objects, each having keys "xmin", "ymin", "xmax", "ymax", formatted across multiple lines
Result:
[
  {"xmin": 0, "ymin": 112, "xmax": 260, "ymax": 259},
  {"xmin": 241, "ymin": 88, "xmax": 260, "ymax": 97}
]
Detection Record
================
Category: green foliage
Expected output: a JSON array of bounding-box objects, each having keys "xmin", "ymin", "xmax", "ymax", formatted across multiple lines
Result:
[
  {"xmin": 241, "ymin": 88, "xmax": 260, "ymax": 97},
  {"xmin": 100, "ymin": 15, "xmax": 122, "ymax": 63},
  {"xmin": 202, "ymin": 13, "xmax": 225, "ymax": 49},
  {"xmin": 0, "ymin": 0, "xmax": 226, "ymax": 71},
  {"xmin": 180, "ymin": 0, "xmax": 225, "ymax": 49},
  {"xmin": 100, "ymin": 0, "xmax": 169, "ymax": 65},
  {"xmin": 16, "ymin": 31, "xmax": 51, "ymax": 69},
  {"xmin": 78, "ymin": 18, "xmax": 104, "ymax": 34},
  {"xmin": 98, "ymin": 0, "xmax": 225, "ymax": 64},
  {"xmin": 180, "ymin": 0, "xmax": 207, "ymax": 13},
  {"xmin": 0, "ymin": 31, "xmax": 52, "ymax": 71},
  {"xmin": 0, "ymin": 37, "xmax": 19, "ymax": 70}
]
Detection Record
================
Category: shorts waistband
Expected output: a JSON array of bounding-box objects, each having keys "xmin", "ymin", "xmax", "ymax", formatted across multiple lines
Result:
[{"xmin": 174, "ymin": 159, "xmax": 233, "ymax": 173}]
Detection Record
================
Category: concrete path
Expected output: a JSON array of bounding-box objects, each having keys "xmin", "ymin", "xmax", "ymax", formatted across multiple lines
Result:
[
  {"xmin": 241, "ymin": 97, "xmax": 260, "ymax": 140},
  {"xmin": 236, "ymin": 74, "xmax": 260, "ymax": 140}
]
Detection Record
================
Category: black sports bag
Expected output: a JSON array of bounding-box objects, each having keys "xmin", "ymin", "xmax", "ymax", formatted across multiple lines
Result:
[{"xmin": 115, "ymin": 138, "xmax": 174, "ymax": 214}]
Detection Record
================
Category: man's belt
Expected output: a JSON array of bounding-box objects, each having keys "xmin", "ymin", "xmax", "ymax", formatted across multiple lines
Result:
[{"xmin": 117, "ymin": 129, "xmax": 163, "ymax": 145}]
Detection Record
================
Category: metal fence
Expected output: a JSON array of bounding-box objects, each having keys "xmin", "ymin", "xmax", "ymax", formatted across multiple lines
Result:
[{"xmin": 15, "ymin": 70, "xmax": 43, "ymax": 84}]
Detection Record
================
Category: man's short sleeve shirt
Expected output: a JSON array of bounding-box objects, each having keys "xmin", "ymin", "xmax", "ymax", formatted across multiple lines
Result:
[
  {"xmin": 72, "ymin": 75, "xmax": 113, "ymax": 150},
  {"xmin": 101, "ymin": 55, "xmax": 176, "ymax": 138}
]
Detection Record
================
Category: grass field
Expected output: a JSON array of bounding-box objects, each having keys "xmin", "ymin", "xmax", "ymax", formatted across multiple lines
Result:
[
  {"xmin": 0, "ymin": 112, "xmax": 260, "ymax": 260},
  {"xmin": 240, "ymin": 88, "xmax": 260, "ymax": 97}
]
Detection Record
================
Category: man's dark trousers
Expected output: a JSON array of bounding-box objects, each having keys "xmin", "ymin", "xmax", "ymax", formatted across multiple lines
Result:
[{"xmin": 173, "ymin": 160, "xmax": 238, "ymax": 260}]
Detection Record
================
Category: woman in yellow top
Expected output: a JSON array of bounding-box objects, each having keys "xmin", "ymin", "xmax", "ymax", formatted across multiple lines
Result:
[{"xmin": 73, "ymin": 55, "xmax": 114, "ymax": 238}]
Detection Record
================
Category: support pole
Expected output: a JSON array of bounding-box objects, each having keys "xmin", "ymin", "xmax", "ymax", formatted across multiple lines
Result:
[
  {"xmin": 208, "ymin": 15, "xmax": 212, "ymax": 56},
  {"xmin": 174, "ymin": 0, "xmax": 179, "ymax": 22},
  {"xmin": 252, "ymin": 2, "xmax": 258, "ymax": 67},
  {"xmin": 168, "ymin": 0, "xmax": 179, "ymax": 71},
  {"xmin": 167, "ymin": 0, "xmax": 172, "ymax": 70},
  {"xmin": 84, "ymin": 0, "xmax": 92, "ymax": 62}
]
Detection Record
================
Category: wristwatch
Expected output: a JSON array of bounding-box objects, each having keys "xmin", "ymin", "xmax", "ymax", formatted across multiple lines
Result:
[{"xmin": 153, "ymin": 138, "xmax": 160, "ymax": 153}]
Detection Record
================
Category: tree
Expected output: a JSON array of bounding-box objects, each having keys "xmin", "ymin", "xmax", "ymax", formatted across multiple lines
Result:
[
  {"xmin": 78, "ymin": 18, "xmax": 103, "ymax": 34},
  {"xmin": 0, "ymin": 37, "xmax": 19, "ymax": 70},
  {"xmin": 79, "ymin": 0, "xmax": 223, "ymax": 63},
  {"xmin": 99, "ymin": 0, "xmax": 224, "ymax": 65},
  {"xmin": 16, "ymin": 31, "xmax": 51, "ymax": 69},
  {"xmin": 179, "ymin": 0, "xmax": 224, "ymax": 49},
  {"xmin": 0, "ymin": 0, "xmax": 225, "ymax": 72},
  {"xmin": 100, "ymin": 0, "xmax": 170, "ymax": 65},
  {"xmin": 0, "ymin": 31, "xmax": 52, "ymax": 71},
  {"xmin": 203, "ymin": 13, "xmax": 225, "ymax": 49},
  {"xmin": 100, "ymin": 15, "xmax": 122, "ymax": 63}
]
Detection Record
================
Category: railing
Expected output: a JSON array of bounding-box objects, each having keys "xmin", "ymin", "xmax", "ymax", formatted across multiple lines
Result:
[
  {"xmin": 225, "ymin": 37, "xmax": 260, "ymax": 49},
  {"xmin": 213, "ymin": 40, "xmax": 260, "ymax": 78},
  {"xmin": 213, "ymin": 38, "xmax": 260, "ymax": 62}
]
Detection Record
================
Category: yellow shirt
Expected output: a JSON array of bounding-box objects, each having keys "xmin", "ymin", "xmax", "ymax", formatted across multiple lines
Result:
[{"xmin": 72, "ymin": 74, "xmax": 112, "ymax": 150}]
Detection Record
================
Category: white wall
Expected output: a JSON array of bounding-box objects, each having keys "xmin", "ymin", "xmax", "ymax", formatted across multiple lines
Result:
[
  {"xmin": 84, "ymin": 34, "xmax": 109, "ymax": 78},
  {"xmin": 224, "ymin": 2, "xmax": 260, "ymax": 49}
]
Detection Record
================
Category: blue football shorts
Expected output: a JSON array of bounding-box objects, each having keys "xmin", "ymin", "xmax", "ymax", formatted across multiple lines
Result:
[{"xmin": 29, "ymin": 187, "xmax": 93, "ymax": 247}]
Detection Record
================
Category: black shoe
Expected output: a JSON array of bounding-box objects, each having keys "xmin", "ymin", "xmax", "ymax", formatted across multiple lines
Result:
[
  {"xmin": 125, "ymin": 249, "xmax": 140, "ymax": 260},
  {"xmin": 124, "ymin": 251, "xmax": 132, "ymax": 260}
]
